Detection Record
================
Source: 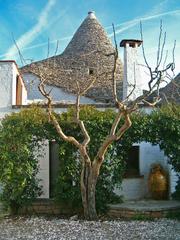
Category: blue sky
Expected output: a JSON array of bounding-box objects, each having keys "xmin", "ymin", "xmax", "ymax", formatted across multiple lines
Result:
[{"xmin": 0, "ymin": 0, "xmax": 179, "ymax": 75}]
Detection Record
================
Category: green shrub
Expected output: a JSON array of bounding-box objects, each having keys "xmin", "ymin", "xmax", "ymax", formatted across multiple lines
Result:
[
  {"xmin": 172, "ymin": 177, "xmax": 180, "ymax": 200},
  {"xmin": 0, "ymin": 104, "xmax": 179, "ymax": 214},
  {"xmin": 52, "ymin": 107, "xmax": 126, "ymax": 213},
  {"xmin": 148, "ymin": 104, "xmax": 180, "ymax": 199},
  {"xmin": 0, "ymin": 107, "xmax": 47, "ymax": 214},
  {"xmin": 53, "ymin": 142, "xmax": 124, "ymax": 214}
]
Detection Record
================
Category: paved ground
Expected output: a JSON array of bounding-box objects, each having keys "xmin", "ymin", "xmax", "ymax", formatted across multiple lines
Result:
[
  {"xmin": 109, "ymin": 200, "xmax": 180, "ymax": 211},
  {"xmin": 0, "ymin": 217, "xmax": 179, "ymax": 240}
]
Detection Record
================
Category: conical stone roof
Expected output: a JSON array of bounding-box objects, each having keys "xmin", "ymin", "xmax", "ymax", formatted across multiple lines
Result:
[
  {"xmin": 62, "ymin": 11, "xmax": 117, "ymax": 57},
  {"xmin": 21, "ymin": 12, "xmax": 123, "ymax": 102},
  {"xmin": 146, "ymin": 73, "xmax": 180, "ymax": 104}
]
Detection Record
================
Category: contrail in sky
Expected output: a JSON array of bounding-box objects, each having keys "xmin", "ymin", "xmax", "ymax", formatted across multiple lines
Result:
[
  {"xmin": 2, "ymin": 8, "xmax": 180, "ymax": 59},
  {"xmin": 5, "ymin": 0, "xmax": 56, "ymax": 59},
  {"xmin": 108, "ymin": 9, "xmax": 180, "ymax": 37}
]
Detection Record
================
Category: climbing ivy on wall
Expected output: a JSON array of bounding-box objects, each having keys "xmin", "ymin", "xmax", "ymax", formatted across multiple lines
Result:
[
  {"xmin": 147, "ymin": 104, "xmax": 180, "ymax": 173},
  {"xmin": 147, "ymin": 104, "xmax": 180, "ymax": 200},
  {"xmin": 0, "ymin": 107, "xmax": 48, "ymax": 213},
  {"xmin": 0, "ymin": 104, "xmax": 179, "ymax": 213}
]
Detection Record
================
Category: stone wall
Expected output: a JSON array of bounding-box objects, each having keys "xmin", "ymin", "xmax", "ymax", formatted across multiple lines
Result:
[
  {"xmin": 23, "ymin": 72, "xmax": 97, "ymax": 104},
  {"xmin": 20, "ymin": 199, "xmax": 82, "ymax": 215}
]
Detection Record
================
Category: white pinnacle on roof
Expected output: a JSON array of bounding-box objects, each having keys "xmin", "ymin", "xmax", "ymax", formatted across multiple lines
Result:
[{"xmin": 87, "ymin": 11, "xmax": 96, "ymax": 19}]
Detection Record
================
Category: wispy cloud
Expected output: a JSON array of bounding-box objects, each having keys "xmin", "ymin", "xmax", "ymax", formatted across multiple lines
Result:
[
  {"xmin": 108, "ymin": 9, "xmax": 180, "ymax": 37},
  {"xmin": 5, "ymin": 0, "xmax": 56, "ymax": 59},
  {"xmin": 22, "ymin": 36, "xmax": 72, "ymax": 51},
  {"xmin": 2, "ymin": 7, "xmax": 180, "ymax": 59},
  {"xmin": 147, "ymin": 0, "xmax": 169, "ymax": 15},
  {"xmin": 0, "ymin": 36, "xmax": 72, "ymax": 59}
]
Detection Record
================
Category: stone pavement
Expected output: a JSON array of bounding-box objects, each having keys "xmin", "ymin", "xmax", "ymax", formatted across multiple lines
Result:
[
  {"xmin": 0, "ymin": 217, "xmax": 179, "ymax": 240},
  {"xmin": 109, "ymin": 200, "xmax": 180, "ymax": 211},
  {"xmin": 108, "ymin": 200, "xmax": 180, "ymax": 218}
]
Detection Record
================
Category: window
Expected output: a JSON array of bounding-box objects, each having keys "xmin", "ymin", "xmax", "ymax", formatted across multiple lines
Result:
[
  {"xmin": 89, "ymin": 68, "xmax": 94, "ymax": 75},
  {"xmin": 16, "ymin": 75, "xmax": 22, "ymax": 105},
  {"xmin": 124, "ymin": 146, "xmax": 140, "ymax": 177},
  {"xmin": 49, "ymin": 141, "xmax": 60, "ymax": 198}
]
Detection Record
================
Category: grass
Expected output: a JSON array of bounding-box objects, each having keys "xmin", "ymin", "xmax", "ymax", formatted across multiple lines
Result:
[
  {"xmin": 166, "ymin": 211, "xmax": 180, "ymax": 220},
  {"xmin": 131, "ymin": 213, "xmax": 154, "ymax": 221}
]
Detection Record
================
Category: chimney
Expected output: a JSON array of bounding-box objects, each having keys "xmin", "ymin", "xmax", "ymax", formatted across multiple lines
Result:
[{"xmin": 120, "ymin": 39, "xmax": 143, "ymax": 101}]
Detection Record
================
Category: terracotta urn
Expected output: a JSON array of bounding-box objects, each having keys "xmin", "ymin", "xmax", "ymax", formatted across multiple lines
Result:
[{"xmin": 148, "ymin": 164, "xmax": 168, "ymax": 200}]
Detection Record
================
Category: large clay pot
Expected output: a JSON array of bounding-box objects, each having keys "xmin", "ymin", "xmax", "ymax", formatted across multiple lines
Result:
[{"xmin": 148, "ymin": 164, "xmax": 168, "ymax": 200}]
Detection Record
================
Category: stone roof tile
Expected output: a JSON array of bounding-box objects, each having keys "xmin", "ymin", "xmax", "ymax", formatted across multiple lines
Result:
[{"xmin": 21, "ymin": 12, "xmax": 123, "ymax": 103}]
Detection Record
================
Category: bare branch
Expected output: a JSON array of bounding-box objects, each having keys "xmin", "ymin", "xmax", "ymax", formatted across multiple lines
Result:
[
  {"xmin": 79, "ymin": 121, "xmax": 91, "ymax": 147},
  {"xmin": 54, "ymin": 40, "xmax": 59, "ymax": 56},
  {"xmin": 163, "ymin": 50, "xmax": 168, "ymax": 69},
  {"xmin": 156, "ymin": 31, "xmax": 166, "ymax": 70},
  {"xmin": 112, "ymin": 23, "xmax": 119, "ymax": 104},
  {"xmin": 172, "ymin": 40, "xmax": 176, "ymax": 76},
  {"xmin": 11, "ymin": 33, "xmax": 27, "ymax": 66},
  {"xmin": 74, "ymin": 79, "xmax": 90, "ymax": 147},
  {"xmin": 95, "ymin": 109, "xmax": 131, "ymax": 163},
  {"xmin": 47, "ymin": 38, "xmax": 50, "ymax": 58},
  {"xmin": 81, "ymin": 76, "xmax": 96, "ymax": 96},
  {"xmin": 110, "ymin": 111, "xmax": 123, "ymax": 135},
  {"xmin": 116, "ymin": 112, "xmax": 132, "ymax": 140},
  {"xmin": 140, "ymin": 22, "xmax": 150, "ymax": 70},
  {"xmin": 156, "ymin": 20, "xmax": 163, "ymax": 67},
  {"xmin": 142, "ymin": 97, "xmax": 161, "ymax": 107},
  {"xmin": 75, "ymin": 80, "xmax": 81, "ymax": 120},
  {"xmin": 38, "ymin": 78, "xmax": 81, "ymax": 148},
  {"xmin": 47, "ymin": 87, "xmax": 53, "ymax": 96},
  {"xmin": 140, "ymin": 22, "xmax": 155, "ymax": 92}
]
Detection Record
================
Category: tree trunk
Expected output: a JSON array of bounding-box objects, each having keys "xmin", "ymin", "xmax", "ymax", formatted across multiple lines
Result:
[
  {"xmin": 80, "ymin": 162, "xmax": 99, "ymax": 220},
  {"xmin": 9, "ymin": 200, "xmax": 20, "ymax": 215}
]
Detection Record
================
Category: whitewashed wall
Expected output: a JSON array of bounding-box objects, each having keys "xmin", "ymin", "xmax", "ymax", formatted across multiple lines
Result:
[
  {"xmin": 0, "ymin": 62, "xmax": 14, "ymax": 118},
  {"xmin": 0, "ymin": 61, "xmax": 27, "ymax": 118},
  {"xmin": 36, "ymin": 140, "xmax": 50, "ymax": 198},
  {"xmin": 115, "ymin": 142, "xmax": 170, "ymax": 200},
  {"xmin": 23, "ymin": 73, "xmax": 97, "ymax": 104}
]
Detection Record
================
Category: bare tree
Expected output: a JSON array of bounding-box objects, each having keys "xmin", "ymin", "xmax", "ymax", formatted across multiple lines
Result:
[{"xmin": 21, "ymin": 22, "xmax": 177, "ymax": 220}]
